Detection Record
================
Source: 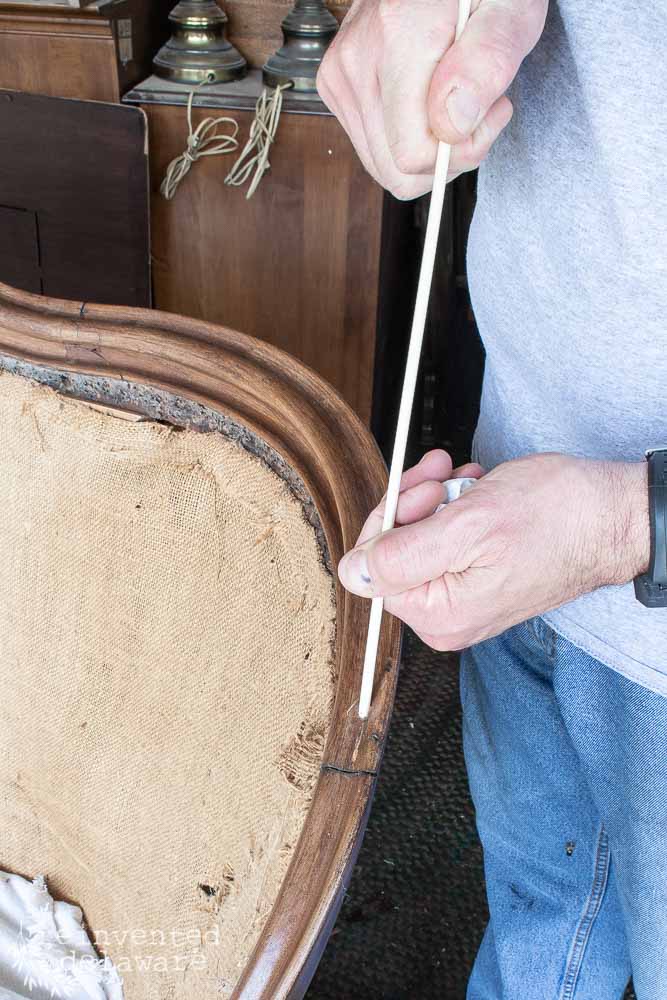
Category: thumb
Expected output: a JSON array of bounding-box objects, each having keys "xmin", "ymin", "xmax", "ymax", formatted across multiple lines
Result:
[
  {"xmin": 428, "ymin": 0, "xmax": 547, "ymax": 143},
  {"xmin": 338, "ymin": 505, "xmax": 467, "ymax": 598}
]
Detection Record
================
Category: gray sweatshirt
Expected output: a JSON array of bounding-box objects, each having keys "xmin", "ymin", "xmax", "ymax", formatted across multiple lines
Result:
[{"xmin": 467, "ymin": 0, "xmax": 667, "ymax": 693}]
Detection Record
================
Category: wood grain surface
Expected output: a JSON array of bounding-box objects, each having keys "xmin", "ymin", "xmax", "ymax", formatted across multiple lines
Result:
[
  {"xmin": 0, "ymin": 90, "xmax": 150, "ymax": 307},
  {"xmin": 145, "ymin": 99, "xmax": 384, "ymax": 423},
  {"xmin": 0, "ymin": 0, "xmax": 173, "ymax": 100},
  {"xmin": 0, "ymin": 0, "xmax": 351, "ymax": 103},
  {"xmin": 0, "ymin": 279, "xmax": 402, "ymax": 999}
]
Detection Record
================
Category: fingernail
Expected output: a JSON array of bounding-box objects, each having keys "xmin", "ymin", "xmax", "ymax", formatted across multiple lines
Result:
[
  {"xmin": 338, "ymin": 547, "xmax": 373, "ymax": 597},
  {"xmin": 446, "ymin": 87, "xmax": 480, "ymax": 135}
]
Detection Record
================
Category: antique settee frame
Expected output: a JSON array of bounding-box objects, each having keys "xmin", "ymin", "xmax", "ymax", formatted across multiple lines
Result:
[{"xmin": 0, "ymin": 281, "xmax": 401, "ymax": 999}]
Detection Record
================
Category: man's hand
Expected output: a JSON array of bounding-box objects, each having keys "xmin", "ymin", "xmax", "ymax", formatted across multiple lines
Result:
[
  {"xmin": 338, "ymin": 451, "xmax": 650, "ymax": 651},
  {"xmin": 317, "ymin": 0, "xmax": 547, "ymax": 199}
]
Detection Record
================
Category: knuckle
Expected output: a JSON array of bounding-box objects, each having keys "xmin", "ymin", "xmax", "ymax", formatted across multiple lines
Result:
[{"xmin": 390, "ymin": 143, "xmax": 433, "ymax": 176}]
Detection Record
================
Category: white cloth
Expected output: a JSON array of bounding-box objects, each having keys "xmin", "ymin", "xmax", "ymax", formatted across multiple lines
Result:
[
  {"xmin": 435, "ymin": 477, "xmax": 477, "ymax": 513},
  {"xmin": 0, "ymin": 872, "xmax": 123, "ymax": 1000}
]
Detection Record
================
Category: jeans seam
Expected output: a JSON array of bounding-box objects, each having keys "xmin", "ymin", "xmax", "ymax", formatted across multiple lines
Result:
[
  {"xmin": 528, "ymin": 617, "xmax": 558, "ymax": 660},
  {"xmin": 558, "ymin": 825, "xmax": 610, "ymax": 1000}
]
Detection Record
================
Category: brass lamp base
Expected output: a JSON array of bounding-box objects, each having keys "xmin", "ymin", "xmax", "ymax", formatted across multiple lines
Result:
[
  {"xmin": 153, "ymin": 0, "xmax": 247, "ymax": 85},
  {"xmin": 263, "ymin": 0, "xmax": 338, "ymax": 93}
]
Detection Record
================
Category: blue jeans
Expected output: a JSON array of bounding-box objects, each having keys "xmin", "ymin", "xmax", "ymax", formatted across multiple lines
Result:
[{"xmin": 460, "ymin": 618, "xmax": 667, "ymax": 1000}]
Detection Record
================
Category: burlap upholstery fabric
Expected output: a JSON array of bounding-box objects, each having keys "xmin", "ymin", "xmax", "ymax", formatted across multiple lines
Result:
[{"xmin": 0, "ymin": 371, "xmax": 335, "ymax": 998}]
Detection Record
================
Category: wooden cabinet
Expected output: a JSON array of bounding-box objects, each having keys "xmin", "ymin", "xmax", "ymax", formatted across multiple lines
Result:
[
  {"xmin": 0, "ymin": 0, "xmax": 173, "ymax": 101},
  {"xmin": 0, "ymin": 0, "xmax": 420, "ymax": 434},
  {"xmin": 125, "ymin": 73, "xmax": 419, "ymax": 432},
  {"xmin": 0, "ymin": 90, "xmax": 150, "ymax": 306}
]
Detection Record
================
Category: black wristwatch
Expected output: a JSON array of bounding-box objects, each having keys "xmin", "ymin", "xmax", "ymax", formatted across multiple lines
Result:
[{"xmin": 634, "ymin": 448, "xmax": 667, "ymax": 607}]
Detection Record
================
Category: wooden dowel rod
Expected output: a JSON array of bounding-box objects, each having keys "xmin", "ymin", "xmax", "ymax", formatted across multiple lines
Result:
[{"xmin": 358, "ymin": 0, "xmax": 473, "ymax": 719}]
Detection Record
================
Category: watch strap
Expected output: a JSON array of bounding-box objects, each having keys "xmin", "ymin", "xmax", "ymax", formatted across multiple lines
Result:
[{"xmin": 634, "ymin": 448, "xmax": 667, "ymax": 607}]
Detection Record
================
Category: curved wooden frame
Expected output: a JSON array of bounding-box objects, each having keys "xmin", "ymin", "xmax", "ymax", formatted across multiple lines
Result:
[{"xmin": 0, "ymin": 281, "xmax": 402, "ymax": 998}]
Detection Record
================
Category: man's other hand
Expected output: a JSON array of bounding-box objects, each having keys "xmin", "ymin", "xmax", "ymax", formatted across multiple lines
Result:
[
  {"xmin": 317, "ymin": 0, "xmax": 548, "ymax": 199},
  {"xmin": 338, "ymin": 451, "xmax": 650, "ymax": 652}
]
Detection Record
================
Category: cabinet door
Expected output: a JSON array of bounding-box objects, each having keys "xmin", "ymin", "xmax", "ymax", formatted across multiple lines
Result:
[
  {"xmin": 0, "ymin": 90, "xmax": 150, "ymax": 307},
  {"xmin": 0, "ymin": 204, "xmax": 41, "ymax": 294}
]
